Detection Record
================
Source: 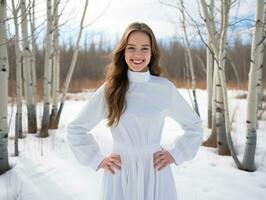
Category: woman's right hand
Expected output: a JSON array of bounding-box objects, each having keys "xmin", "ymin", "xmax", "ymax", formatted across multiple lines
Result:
[{"xmin": 97, "ymin": 154, "xmax": 121, "ymax": 174}]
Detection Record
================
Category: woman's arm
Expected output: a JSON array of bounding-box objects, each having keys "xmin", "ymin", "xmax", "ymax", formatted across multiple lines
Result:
[
  {"xmin": 67, "ymin": 84, "xmax": 107, "ymax": 171},
  {"xmin": 166, "ymin": 83, "xmax": 203, "ymax": 166}
]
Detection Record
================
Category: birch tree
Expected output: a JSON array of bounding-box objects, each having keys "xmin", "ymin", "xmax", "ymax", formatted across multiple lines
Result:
[
  {"xmin": 0, "ymin": 0, "xmax": 10, "ymax": 174},
  {"xmin": 243, "ymin": 0, "xmax": 264, "ymax": 171},
  {"xmin": 200, "ymin": 0, "xmax": 229, "ymax": 154},
  {"xmin": 179, "ymin": 0, "xmax": 200, "ymax": 116},
  {"xmin": 29, "ymin": 0, "xmax": 37, "ymax": 108},
  {"xmin": 201, "ymin": 0, "xmax": 243, "ymax": 168},
  {"xmin": 159, "ymin": 0, "xmax": 200, "ymax": 116},
  {"xmin": 206, "ymin": 2, "xmax": 214, "ymax": 129},
  {"xmin": 11, "ymin": 0, "xmax": 23, "ymax": 156},
  {"xmin": 257, "ymin": 2, "xmax": 266, "ymax": 112},
  {"xmin": 40, "ymin": 0, "xmax": 53, "ymax": 137},
  {"xmin": 55, "ymin": 0, "xmax": 89, "ymax": 127},
  {"xmin": 202, "ymin": 0, "xmax": 217, "ymax": 147},
  {"xmin": 50, "ymin": 0, "xmax": 61, "ymax": 129},
  {"xmin": 21, "ymin": 0, "xmax": 37, "ymax": 133}
]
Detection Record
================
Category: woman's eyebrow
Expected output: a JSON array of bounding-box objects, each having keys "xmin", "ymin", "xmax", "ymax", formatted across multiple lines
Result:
[{"xmin": 127, "ymin": 44, "xmax": 150, "ymax": 47}]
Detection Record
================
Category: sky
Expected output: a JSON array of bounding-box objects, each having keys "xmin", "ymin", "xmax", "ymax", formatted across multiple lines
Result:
[
  {"xmin": 7, "ymin": 0, "xmax": 257, "ymax": 48},
  {"xmin": 60, "ymin": 0, "xmax": 256, "ymax": 36},
  {"xmin": 58, "ymin": 0, "xmax": 256, "ymax": 44}
]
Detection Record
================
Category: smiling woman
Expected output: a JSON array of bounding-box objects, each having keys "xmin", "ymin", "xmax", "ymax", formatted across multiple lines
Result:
[
  {"xmin": 125, "ymin": 32, "xmax": 152, "ymax": 72},
  {"xmin": 67, "ymin": 22, "xmax": 203, "ymax": 200}
]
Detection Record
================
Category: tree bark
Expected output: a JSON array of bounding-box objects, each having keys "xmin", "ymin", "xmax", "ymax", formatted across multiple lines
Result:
[
  {"xmin": 21, "ymin": 0, "xmax": 37, "ymax": 133},
  {"xmin": 207, "ymin": 0, "xmax": 214, "ymax": 129},
  {"xmin": 29, "ymin": 0, "xmax": 37, "ymax": 109},
  {"xmin": 40, "ymin": 0, "xmax": 53, "ymax": 137},
  {"xmin": 207, "ymin": 48, "xmax": 214, "ymax": 129},
  {"xmin": 12, "ymin": 0, "xmax": 23, "ymax": 156},
  {"xmin": 55, "ymin": 0, "xmax": 89, "ymax": 127},
  {"xmin": 179, "ymin": 0, "xmax": 200, "ymax": 116},
  {"xmin": 0, "ymin": 0, "xmax": 10, "ymax": 174},
  {"xmin": 203, "ymin": 57, "xmax": 217, "ymax": 147},
  {"xmin": 201, "ymin": 0, "xmax": 242, "ymax": 168},
  {"xmin": 257, "ymin": 2, "xmax": 266, "ymax": 112},
  {"xmin": 243, "ymin": 0, "xmax": 264, "ymax": 171},
  {"xmin": 50, "ymin": 0, "xmax": 60, "ymax": 129}
]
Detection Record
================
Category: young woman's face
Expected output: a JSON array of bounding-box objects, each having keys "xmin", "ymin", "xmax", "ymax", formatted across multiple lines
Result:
[{"xmin": 125, "ymin": 31, "xmax": 152, "ymax": 72}]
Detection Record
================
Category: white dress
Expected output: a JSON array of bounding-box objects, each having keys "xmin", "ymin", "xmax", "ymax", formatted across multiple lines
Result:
[{"xmin": 67, "ymin": 70, "xmax": 203, "ymax": 200}]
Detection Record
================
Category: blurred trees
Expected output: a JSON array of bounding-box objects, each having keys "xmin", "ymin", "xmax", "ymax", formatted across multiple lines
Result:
[{"xmin": 7, "ymin": 35, "xmax": 265, "ymax": 91}]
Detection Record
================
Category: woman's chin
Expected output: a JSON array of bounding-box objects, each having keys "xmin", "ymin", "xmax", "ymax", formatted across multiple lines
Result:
[{"xmin": 129, "ymin": 66, "xmax": 148, "ymax": 72}]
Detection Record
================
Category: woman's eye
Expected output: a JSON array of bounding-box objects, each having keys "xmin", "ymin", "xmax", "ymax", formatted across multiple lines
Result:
[
  {"xmin": 142, "ymin": 48, "xmax": 149, "ymax": 51},
  {"xmin": 127, "ymin": 47, "xmax": 134, "ymax": 50}
]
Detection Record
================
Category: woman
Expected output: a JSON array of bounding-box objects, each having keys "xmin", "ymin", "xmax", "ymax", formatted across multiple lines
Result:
[{"xmin": 67, "ymin": 22, "xmax": 203, "ymax": 200}]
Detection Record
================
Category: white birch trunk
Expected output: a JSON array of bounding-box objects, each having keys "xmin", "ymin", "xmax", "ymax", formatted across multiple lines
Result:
[
  {"xmin": 201, "ymin": 0, "xmax": 243, "ymax": 168},
  {"xmin": 29, "ymin": 0, "xmax": 37, "ymax": 107},
  {"xmin": 40, "ymin": 0, "xmax": 53, "ymax": 137},
  {"xmin": 207, "ymin": 46, "xmax": 214, "ymax": 128},
  {"xmin": 216, "ymin": 1, "xmax": 230, "ymax": 155},
  {"xmin": 207, "ymin": 0, "xmax": 214, "ymax": 129},
  {"xmin": 243, "ymin": 0, "xmax": 264, "ymax": 171},
  {"xmin": 0, "ymin": 0, "xmax": 10, "ymax": 174},
  {"xmin": 21, "ymin": 0, "xmax": 37, "ymax": 133},
  {"xmin": 11, "ymin": 0, "xmax": 23, "ymax": 156},
  {"xmin": 203, "ymin": 59, "xmax": 217, "ymax": 147},
  {"xmin": 179, "ymin": 0, "xmax": 200, "ymax": 116},
  {"xmin": 257, "ymin": 2, "xmax": 266, "ymax": 112},
  {"xmin": 56, "ymin": 0, "xmax": 89, "ymax": 126},
  {"xmin": 50, "ymin": 0, "xmax": 60, "ymax": 129}
]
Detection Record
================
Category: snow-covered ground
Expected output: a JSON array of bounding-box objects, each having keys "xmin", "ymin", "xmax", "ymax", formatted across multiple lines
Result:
[{"xmin": 1, "ymin": 89, "xmax": 266, "ymax": 200}]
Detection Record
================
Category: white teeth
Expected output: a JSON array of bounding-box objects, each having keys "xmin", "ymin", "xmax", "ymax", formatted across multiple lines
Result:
[{"xmin": 132, "ymin": 60, "xmax": 143, "ymax": 64}]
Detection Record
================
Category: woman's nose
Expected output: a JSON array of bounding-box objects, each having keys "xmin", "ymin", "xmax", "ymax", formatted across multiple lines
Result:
[{"xmin": 132, "ymin": 50, "xmax": 142, "ymax": 57}]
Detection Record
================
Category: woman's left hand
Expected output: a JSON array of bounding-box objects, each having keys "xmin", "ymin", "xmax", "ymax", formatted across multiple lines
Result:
[{"xmin": 153, "ymin": 149, "xmax": 175, "ymax": 171}]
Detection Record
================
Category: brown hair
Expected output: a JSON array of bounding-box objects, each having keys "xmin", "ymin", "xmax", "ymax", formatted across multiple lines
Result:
[{"xmin": 104, "ymin": 22, "xmax": 162, "ymax": 127}]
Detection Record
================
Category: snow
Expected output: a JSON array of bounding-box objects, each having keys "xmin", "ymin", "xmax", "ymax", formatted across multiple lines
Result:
[{"xmin": 1, "ymin": 89, "xmax": 266, "ymax": 200}]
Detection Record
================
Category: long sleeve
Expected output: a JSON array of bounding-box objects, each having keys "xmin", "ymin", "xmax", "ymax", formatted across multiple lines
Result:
[
  {"xmin": 166, "ymin": 83, "xmax": 203, "ymax": 165},
  {"xmin": 67, "ymin": 84, "xmax": 107, "ymax": 171}
]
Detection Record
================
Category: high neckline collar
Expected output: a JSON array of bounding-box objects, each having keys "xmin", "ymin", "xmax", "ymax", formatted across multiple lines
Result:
[{"xmin": 127, "ymin": 69, "xmax": 151, "ymax": 82}]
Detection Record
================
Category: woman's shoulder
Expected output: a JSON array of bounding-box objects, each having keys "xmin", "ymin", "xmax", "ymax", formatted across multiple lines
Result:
[{"xmin": 150, "ymin": 75, "xmax": 175, "ymax": 88}]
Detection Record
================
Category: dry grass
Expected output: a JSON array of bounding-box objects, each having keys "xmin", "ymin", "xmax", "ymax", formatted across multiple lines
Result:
[
  {"xmin": 8, "ymin": 79, "xmax": 104, "ymax": 102},
  {"xmin": 170, "ymin": 79, "xmax": 253, "ymax": 90},
  {"xmin": 8, "ymin": 79, "xmax": 265, "ymax": 102}
]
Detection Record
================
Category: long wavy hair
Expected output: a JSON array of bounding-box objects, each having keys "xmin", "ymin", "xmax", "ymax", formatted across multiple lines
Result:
[{"xmin": 104, "ymin": 22, "xmax": 162, "ymax": 127}]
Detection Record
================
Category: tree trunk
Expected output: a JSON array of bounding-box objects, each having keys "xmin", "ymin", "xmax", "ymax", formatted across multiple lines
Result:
[
  {"xmin": 216, "ymin": 73, "xmax": 230, "ymax": 155},
  {"xmin": 29, "ymin": 0, "xmax": 37, "ymax": 109},
  {"xmin": 203, "ymin": 58, "xmax": 217, "ymax": 147},
  {"xmin": 243, "ymin": 0, "xmax": 264, "ymax": 171},
  {"xmin": 21, "ymin": 0, "xmax": 37, "ymax": 134},
  {"xmin": 207, "ymin": 39, "xmax": 214, "ymax": 129},
  {"xmin": 257, "ymin": 2, "xmax": 266, "ymax": 112},
  {"xmin": 180, "ymin": 0, "xmax": 200, "ymax": 116},
  {"xmin": 201, "ymin": 0, "xmax": 243, "ymax": 169},
  {"xmin": 202, "ymin": 0, "xmax": 216, "ymax": 146},
  {"xmin": 55, "ymin": 0, "xmax": 89, "ymax": 127},
  {"xmin": 12, "ymin": 0, "xmax": 23, "ymax": 156},
  {"xmin": 0, "ymin": 0, "xmax": 10, "ymax": 174},
  {"xmin": 40, "ymin": 0, "xmax": 53, "ymax": 137},
  {"xmin": 50, "ymin": 0, "xmax": 60, "ymax": 129}
]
